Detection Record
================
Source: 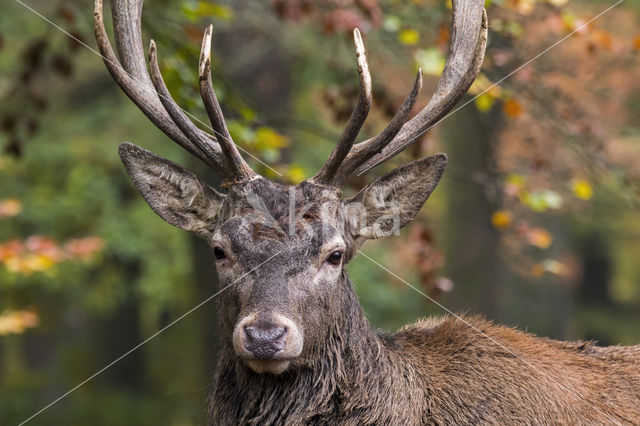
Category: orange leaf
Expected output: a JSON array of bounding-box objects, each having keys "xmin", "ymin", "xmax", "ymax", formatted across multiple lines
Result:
[
  {"xmin": 184, "ymin": 25, "xmax": 204, "ymax": 42},
  {"xmin": 633, "ymin": 36, "xmax": 640, "ymax": 51},
  {"xmin": 503, "ymin": 99, "xmax": 523, "ymax": 118},
  {"xmin": 593, "ymin": 30, "xmax": 612, "ymax": 50},
  {"xmin": 531, "ymin": 263, "xmax": 545, "ymax": 277},
  {"xmin": 526, "ymin": 228, "xmax": 552, "ymax": 249},
  {"xmin": 491, "ymin": 210, "xmax": 513, "ymax": 229},
  {"xmin": 436, "ymin": 26, "xmax": 450, "ymax": 49}
]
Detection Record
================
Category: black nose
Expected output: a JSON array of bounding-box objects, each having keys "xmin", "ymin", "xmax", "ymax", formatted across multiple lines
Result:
[{"xmin": 244, "ymin": 324, "xmax": 287, "ymax": 359}]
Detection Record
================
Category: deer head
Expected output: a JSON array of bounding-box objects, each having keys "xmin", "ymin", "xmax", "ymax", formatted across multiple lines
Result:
[{"xmin": 95, "ymin": 0, "xmax": 487, "ymax": 375}]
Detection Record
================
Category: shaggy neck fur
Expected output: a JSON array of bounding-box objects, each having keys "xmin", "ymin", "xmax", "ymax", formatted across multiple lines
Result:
[{"xmin": 208, "ymin": 272, "xmax": 423, "ymax": 425}]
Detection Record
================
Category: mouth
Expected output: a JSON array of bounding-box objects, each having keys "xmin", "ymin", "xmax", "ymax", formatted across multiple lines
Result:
[
  {"xmin": 232, "ymin": 314, "xmax": 304, "ymax": 374},
  {"xmin": 243, "ymin": 358, "xmax": 293, "ymax": 375}
]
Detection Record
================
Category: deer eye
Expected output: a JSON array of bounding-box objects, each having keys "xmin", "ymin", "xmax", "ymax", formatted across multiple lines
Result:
[
  {"xmin": 213, "ymin": 247, "xmax": 227, "ymax": 261},
  {"xmin": 326, "ymin": 251, "xmax": 343, "ymax": 266}
]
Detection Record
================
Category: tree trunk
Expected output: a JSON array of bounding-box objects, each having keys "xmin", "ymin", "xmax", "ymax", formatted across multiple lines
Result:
[{"xmin": 440, "ymin": 102, "xmax": 504, "ymax": 319}]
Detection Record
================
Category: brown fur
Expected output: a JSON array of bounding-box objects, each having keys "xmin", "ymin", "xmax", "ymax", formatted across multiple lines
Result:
[
  {"xmin": 118, "ymin": 144, "xmax": 640, "ymax": 424},
  {"xmin": 208, "ymin": 272, "xmax": 640, "ymax": 425}
]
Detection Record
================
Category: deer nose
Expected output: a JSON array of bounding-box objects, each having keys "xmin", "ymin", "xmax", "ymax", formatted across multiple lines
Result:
[{"xmin": 244, "ymin": 324, "xmax": 287, "ymax": 359}]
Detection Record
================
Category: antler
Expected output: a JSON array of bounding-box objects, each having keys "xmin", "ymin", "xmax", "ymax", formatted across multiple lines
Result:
[
  {"xmin": 312, "ymin": 0, "xmax": 488, "ymax": 186},
  {"xmin": 314, "ymin": 29, "xmax": 372, "ymax": 184},
  {"xmin": 94, "ymin": 0, "xmax": 256, "ymax": 182}
]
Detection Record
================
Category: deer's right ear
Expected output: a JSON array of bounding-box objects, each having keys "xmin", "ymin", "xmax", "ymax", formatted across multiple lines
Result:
[{"xmin": 118, "ymin": 142, "xmax": 225, "ymax": 238}]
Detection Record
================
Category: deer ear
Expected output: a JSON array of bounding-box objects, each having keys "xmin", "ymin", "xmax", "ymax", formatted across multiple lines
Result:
[
  {"xmin": 118, "ymin": 142, "xmax": 225, "ymax": 239},
  {"xmin": 344, "ymin": 153, "xmax": 446, "ymax": 240}
]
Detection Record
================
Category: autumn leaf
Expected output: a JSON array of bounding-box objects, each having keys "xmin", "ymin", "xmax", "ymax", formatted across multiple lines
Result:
[
  {"xmin": 468, "ymin": 74, "xmax": 502, "ymax": 98},
  {"xmin": 0, "ymin": 235, "xmax": 103, "ymax": 274},
  {"xmin": 398, "ymin": 29, "xmax": 420, "ymax": 45},
  {"xmin": 382, "ymin": 16, "xmax": 401, "ymax": 32},
  {"xmin": 571, "ymin": 179, "xmax": 593, "ymax": 200},
  {"xmin": 0, "ymin": 309, "xmax": 39, "ymax": 336},
  {"xmin": 633, "ymin": 36, "xmax": 640, "ymax": 51},
  {"xmin": 5, "ymin": 254, "xmax": 55, "ymax": 274},
  {"xmin": 414, "ymin": 48, "xmax": 445, "ymax": 76},
  {"xmin": 520, "ymin": 189, "xmax": 563, "ymax": 212},
  {"xmin": 255, "ymin": 127, "xmax": 289, "ymax": 150},
  {"xmin": 503, "ymin": 99, "xmax": 523, "ymax": 118},
  {"xmin": 0, "ymin": 198, "xmax": 22, "ymax": 218},
  {"xmin": 181, "ymin": 2, "xmax": 233, "ymax": 22},
  {"xmin": 514, "ymin": 0, "xmax": 535, "ymax": 15},
  {"xmin": 64, "ymin": 237, "xmax": 104, "ymax": 260},
  {"xmin": 475, "ymin": 93, "xmax": 495, "ymax": 112},
  {"xmin": 531, "ymin": 263, "xmax": 545, "ymax": 277},
  {"xmin": 286, "ymin": 165, "xmax": 307, "ymax": 184},
  {"xmin": 592, "ymin": 30, "xmax": 612, "ymax": 50},
  {"xmin": 532, "ymin": 259, "xmax": 567, "ymax": 277},
  {"xmin": 504, "ymin": 174, "xmax": 526, "ymax": 197},
  {"xmin": 436, "ymin": 26, "xmax": 450, "ymax": 49},
  {"xmin": 506, "ymin": 173, "xmax": 526, "ymax": 186},
  {"xmin": 491, "ymin": 210, "xmax": 513, "ymax": 229},
  {"xmin": 184, "ymin": 25, "xmax": 205, "ymax": 42},
  {"xmin": 526, "ymin": 227, "xmax": 553, "ymax": 249}
]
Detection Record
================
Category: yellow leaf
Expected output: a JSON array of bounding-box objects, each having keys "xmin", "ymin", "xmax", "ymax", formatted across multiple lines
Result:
[
  {"xmin": 506, "ymin": 173, "xmax": 526, "ymax": 187},
  {"xmin": 475, "ymin": 93, "xmax": 494, "ymax": 112},
  {"xmin": 398, "ymin": 29, "xmax": 420, "ymax": 46},
  {"xmin": 32, "ymin": 254, "xmax": 56, "ymax": 271},
  {"xmin": 572, "ymin": 179, "xmax": 593, "ymax": 200},
  {"xmin": 491, "ymin": 210, "xmax": 513, "ymax": 229},
  {"xmin": 469, "ymin": 74, "xmax": 502, "ymax": 98},
  {"xmin": 255, "ymin": 127, "xmax": 289, "ymax": 150},
  {"xmin": 286, "ymin": 166, "xmax": 307, "ymax": 184},
  {"xmin": 527, "ymin": 228, "xmax": 553, "ymax": 249}
]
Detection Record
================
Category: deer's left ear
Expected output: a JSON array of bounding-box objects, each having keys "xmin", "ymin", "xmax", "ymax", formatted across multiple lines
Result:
[{"xmin": 344, "ymin": 153, "xmax": 446, "ymax": 240}]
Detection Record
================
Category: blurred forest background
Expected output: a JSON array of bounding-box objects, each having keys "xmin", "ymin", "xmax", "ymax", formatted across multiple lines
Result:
[{"xmin": 1, "ymin": 0, "xmax": 639, "ymax": 423}]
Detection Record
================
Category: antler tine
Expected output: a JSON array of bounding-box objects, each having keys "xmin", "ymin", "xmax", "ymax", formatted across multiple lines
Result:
[
  {"xmin": 94, "ymin": 0, "xmax": 221, "ymax": 170},
  {"xmin": 312, "ymin": 28, "xmax": 372, "ymax": 185},
  {"xmin": 148, "ymin": 40, "xmax": 229, "ymax": 176},
  {"xmin": 199, "ymin": 25, "xmax": 257, "ymax": 181},
  {"xmin": 331, "ymin": 0, "xmax": 487, "ymax": 181},
  {"xmin": 334, "ymin": 68, "xmax": 423, "ymax": 185}
]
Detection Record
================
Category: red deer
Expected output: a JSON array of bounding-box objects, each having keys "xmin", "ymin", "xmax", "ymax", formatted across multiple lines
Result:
[{"xmin": 94, "ymin": 0, "xmax": 640, "ymax": 423}]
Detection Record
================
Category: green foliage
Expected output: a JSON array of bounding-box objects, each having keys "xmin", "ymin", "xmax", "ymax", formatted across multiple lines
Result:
[{"xmin": 1, "ymin": 0, "xmax": 639, "ymax": 424}]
